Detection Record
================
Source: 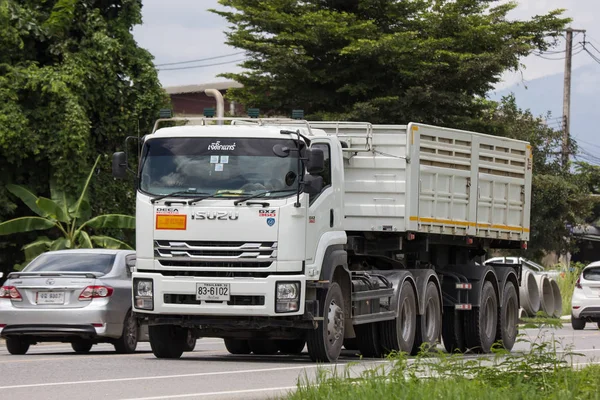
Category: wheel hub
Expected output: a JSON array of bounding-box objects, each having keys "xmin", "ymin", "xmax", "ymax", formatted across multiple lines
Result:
[{"xmin": 327, "ymin": 300, "xmax": 344, "ymax": 345}]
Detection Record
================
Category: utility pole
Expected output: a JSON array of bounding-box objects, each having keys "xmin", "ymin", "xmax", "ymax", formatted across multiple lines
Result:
[{"xmin": 562, "ymin": 28, "xmax": 586, "ymax": 168}]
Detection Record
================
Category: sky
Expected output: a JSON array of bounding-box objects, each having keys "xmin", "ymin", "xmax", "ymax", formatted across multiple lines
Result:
[{"xmin": 132, "ymin": 0, "xmax": 600, "ymax": 149}]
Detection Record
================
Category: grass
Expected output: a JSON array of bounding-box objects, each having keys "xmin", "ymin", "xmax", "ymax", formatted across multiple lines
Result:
[
  {"xmin": 520, "ymin": 316, "xmax": 563, "ymax": 329},
  {"xmin": 286, "ymin": 333, "xmax": 600, "ymax": 400},
  {"xmin": 555, "ymin": 267, "xmax": 581, "ymax": 316}
]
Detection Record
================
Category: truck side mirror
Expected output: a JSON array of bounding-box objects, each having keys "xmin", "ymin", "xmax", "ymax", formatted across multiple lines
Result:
[
  {"xmin": 112, "ymin": 152, "xmax": 127, "ymax": 179},
  {"xmin": 303, "ymin": 175, "xmax": 323, "ymax": 195},
  {"xmin": 306, "ymin": 148, "xmax": 325, "ymax": 174}
]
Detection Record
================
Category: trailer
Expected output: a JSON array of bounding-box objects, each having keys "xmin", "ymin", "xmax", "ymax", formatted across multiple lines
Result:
[{"xmin": 113, "ymin": 116, "xmax": 531, "ymax": 362}]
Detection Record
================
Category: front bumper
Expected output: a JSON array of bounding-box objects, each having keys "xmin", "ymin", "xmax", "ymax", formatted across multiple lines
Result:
[
  {"xmin": 0, "ymin": 300, "xmax": 123, "ymax": 339},
  {"xmin": 133, "ymin": 272, "xmax": 307, "ymax": 317}
]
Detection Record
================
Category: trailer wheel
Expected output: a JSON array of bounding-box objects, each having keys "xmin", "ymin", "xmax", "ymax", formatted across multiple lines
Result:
[
  {"xmin": 496, "ymin": 281, "xmax": 518, "ymax": 351},
  {"xmin": 379, "ymin": 280, "xmax": 417, "ymax": 354},
  {"xmin": 224, "ymin": 338, "xmax": 251, "ymax": 355},
  {"xmin": 412, "ymin": 281, "xmax": 441, "ymax": 355},
  {"xmin": 307, "ymin": 282, "xmax": 345, "ymax": 362},
  {"xmin": 149, "ymin": 325, "xmax": 185, "ymax": 359},
  {"xmin": 249, "ymin": 339, "xmax": 279, "ymax": 355},
  {"xmin": 464, "ymin": 280, "xmax": 498, "ymax": 353},
  {"xmin": 278, "ymin": 339, "xmax": 306, "ymax": 355},
  {"xmin": 442, "ymin": 307, "xmax": 466, "ymax": 353},
  {"xmin": 355, "ymin": 323, "xmax": 382, "ymax": 358}
]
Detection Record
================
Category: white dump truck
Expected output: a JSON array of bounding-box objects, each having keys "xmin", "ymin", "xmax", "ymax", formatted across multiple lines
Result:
[{"xmin": 113, "ymin": 114, "xmax": 531, "ymax": 362}]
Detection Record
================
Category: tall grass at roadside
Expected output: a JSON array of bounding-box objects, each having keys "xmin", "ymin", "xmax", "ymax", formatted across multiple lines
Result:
[
  {"xmin": 286, "ymin": 333, "xmax": 600, "ymax": 400},
  {"xmin": 555, "ymin": 262, "xmax": 585, "ymax": 316}
]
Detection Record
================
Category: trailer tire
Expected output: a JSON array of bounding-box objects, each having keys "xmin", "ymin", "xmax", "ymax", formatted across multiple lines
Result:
[
  {"xmin": 343, "ymin": 338, "xmax": 358, "ymax": 350},
  {"xmin": 442, "ymin": 307, "xmax": 466, "ymax": 353},
  {"xmin": 379, "ymin": 280, "xmax": 417, "ymax": 355},
  {"xmin": 307, "ymin": 282, "xmax": 345, "ymax": 362},
  {"xmin": 224, "ymin": 338, "xmax": 251, "ymax": 355},
  {"xmin": 412, "ymin": 281, "xmax": 441, "ymax": 355},
  {"xmin": 149, "ymin": 325, "xmax": 185, "ymax": 359},
  {"xmin": 278, "ymin": 339, "xmax": 306, "ymax": 355},
  {"xmin": 355, "ymin": 323, "xmax": 382, "ymax": 358},
  {"xmin": 249, "ymin": 339, "xmax": 279, "ymax": 355},
  {"xmin": 497, "ymin": 281, "xmax": 518, "ymax": 351},
  {"xmin": 464, "ymin": 280, "xmax": 498, "ymax": 353}
]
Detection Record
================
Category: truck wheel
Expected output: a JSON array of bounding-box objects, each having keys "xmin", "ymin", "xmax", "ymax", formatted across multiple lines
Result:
[
  {"xmin": 71, "ymin": 339, "xmax": 93, "ymax": 354},
  {"xmin": 278, "ymin": 339, "xmax": 306, "ymax": 355},
  {"xmin": 224, "ymin": 338, "xmax": 251, "ymax": 354},
  {"xmin": 496, "ymin": 281, "xmax": 518, "ymax": 351},
  {"xmin": 571, "ymin": 317, "xmax": 586, "ymax": 330},
  {"xmin": 6, "ymin": 337, "xmax": 30, "ymax": 355},
  {"xmin": 249, "ymin": 339, "xmax": 279, "ymax": 355},
  {"xmin": 442, "ymin": 307, "xmax": 466, "ymax": 353},
  {"xmin": 412, "ymin": 281, "xmax": 441, "ymax": 355},
  {"xmin": 114, "ymin": 310, "xmax": 138, "ymax": 354},
  {"xmin": 464, "ymin": 280, "xmax": 498, "ymax": 353},
  {"xmin": 183, "ymin": 330, "xmax": 197, "ymax": 352},
  {"xmin": 355, "ymin": 323, "xmax": 382, "ymax": 358},
  {"xmin": 149, "ymin": 325, "xmax": 185, "ymax": 359},
  {"xmin": 307, "ymin": 282, "xmax": 345, "ymax": 362},
  {"xmin": 379, "ymin": 280, "xmax": 417, "ymax": 354}
]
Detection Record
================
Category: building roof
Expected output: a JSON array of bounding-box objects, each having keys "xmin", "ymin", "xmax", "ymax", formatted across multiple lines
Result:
[{"xmin": 165, "ymin": 81, "xmax": 243, "ymax": 95}]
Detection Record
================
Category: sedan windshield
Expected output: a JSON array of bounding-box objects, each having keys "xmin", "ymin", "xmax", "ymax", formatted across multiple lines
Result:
[
  {"xmin": 25, "ymin": 253, "xmax": 116, "ymax": 275},
  {"xmin": 139, "ymin": 137, "xmax": 300, "ymax": 197}
]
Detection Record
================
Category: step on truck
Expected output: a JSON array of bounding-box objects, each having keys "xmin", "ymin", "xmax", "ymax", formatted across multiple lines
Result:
[{"xmin": 113, "ymin": 115, "xmax": 531, "ymax": 362}]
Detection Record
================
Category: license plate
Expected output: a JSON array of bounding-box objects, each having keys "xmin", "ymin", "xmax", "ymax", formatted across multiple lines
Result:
[
  {"xmin": 37, "ymin": 291, "xmax": 65, "ymax": 305},
  {"xmin": 196, "ymin": 283, "xmax": 230, "ymax": 301}
]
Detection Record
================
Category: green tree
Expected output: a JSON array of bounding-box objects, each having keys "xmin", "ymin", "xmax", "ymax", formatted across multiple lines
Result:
[
  {"xmin": 0, "ymin": 0, "xmax": 168, "ymax": 273},
  {"xmin": 211, "ymin": 0, "xmax": 568, "ymax": 124},
  {"xmin": 0, "ymin": 156, "xmax": 135, "ymax": 269}
]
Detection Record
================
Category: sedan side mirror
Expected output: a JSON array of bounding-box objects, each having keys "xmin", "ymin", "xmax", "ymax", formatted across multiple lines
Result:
[{"xmin": 112, "ymin": 152, "xmax": 127, "ymax": 179}]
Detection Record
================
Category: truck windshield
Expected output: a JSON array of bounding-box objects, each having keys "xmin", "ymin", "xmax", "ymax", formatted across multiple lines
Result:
[{"xmin": 139, "ymin": 137, "xmax": 300, "ymax": 197}]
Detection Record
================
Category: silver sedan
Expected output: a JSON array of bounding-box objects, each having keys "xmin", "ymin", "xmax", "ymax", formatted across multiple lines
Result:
[{"xmin": 0, "ymin": 249, "xmax": 148, "ymax": 355}]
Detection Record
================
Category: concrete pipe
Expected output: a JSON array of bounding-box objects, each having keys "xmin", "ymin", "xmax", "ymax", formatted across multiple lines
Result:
[
  {"xmin": 534, "ymin": 274, "xmax": 554, "ymax": 316},
  {"xmin": 519, "ymin": 269, "xmax": 540, "ymax": 317},
  {"xmin": 548, "ymin": 278, "xmax": 563, "ymax": 318}
]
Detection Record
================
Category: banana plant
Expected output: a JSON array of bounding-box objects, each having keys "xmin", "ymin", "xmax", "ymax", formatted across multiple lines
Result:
[{"xmin": 0, "ymin": 156, "xmax": 135, "ymax": 268}]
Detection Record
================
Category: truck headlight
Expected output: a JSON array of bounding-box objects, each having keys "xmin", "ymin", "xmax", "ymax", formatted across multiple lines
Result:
[
  {"xmin": 276, "ymin": 282, "xmax": 300, "ymax": 313},
  {"xmin": 134, "ymin": 278, "xmax": 153, "ymax": 310}
]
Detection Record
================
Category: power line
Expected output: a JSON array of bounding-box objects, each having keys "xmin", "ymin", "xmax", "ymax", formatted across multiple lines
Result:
[
  {"xmin": 534, "ymin": 44, "xmax": 583, "ymax": 60},
  {"xmin": 155, "ymin": 52, "xmax": 246, "ymax": 67},
  {"xmin": 157, "ymin": 59, "xmax": 246, "ymax": 71}
]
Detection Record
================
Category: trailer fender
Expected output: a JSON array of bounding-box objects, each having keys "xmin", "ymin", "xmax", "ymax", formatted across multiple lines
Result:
[
  {"xmin": 439, "ymin": 264, "xmax": 499, "ymax": 308},
  {"xmin": 374, "ymin": 270, "xmax": 417, "ymax": 318}
]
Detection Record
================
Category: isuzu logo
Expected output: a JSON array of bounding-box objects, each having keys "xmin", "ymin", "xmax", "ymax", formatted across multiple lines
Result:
[
  {"xmin": 192, "ymin": 211, "xmax": 239, "ymax": 220},
  {"xmin": 46, "ymin": 279, "xmax": 55, "ymax": 285}
]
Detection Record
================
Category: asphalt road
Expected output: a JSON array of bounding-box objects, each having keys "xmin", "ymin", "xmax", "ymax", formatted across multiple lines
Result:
[{"xmin": 1, "ymin": 325, "xmax": 600, "ymax": 400}]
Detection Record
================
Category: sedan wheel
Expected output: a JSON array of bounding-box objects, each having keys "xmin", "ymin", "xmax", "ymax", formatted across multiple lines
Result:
[
  {"xmin": 114, "ymin": 310, "xmax": 138, "ymax": 354},
  {"xmin": 72, "ymin": 340, "xmax": 93, "ymax": 354}
]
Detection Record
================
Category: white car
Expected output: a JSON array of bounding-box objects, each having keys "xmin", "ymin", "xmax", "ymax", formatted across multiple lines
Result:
[{"xmin": 571, "ymin": 261, "xmax": 600, "ymax": 330}]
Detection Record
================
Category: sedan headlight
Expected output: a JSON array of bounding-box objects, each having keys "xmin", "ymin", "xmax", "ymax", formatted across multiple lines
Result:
[
  {"xmin": 276, "ymin": 282, "xmax": 300, "ymax": 313},
  {"xmin": 134, "ymin": 279, "xmax": 153, "ymax": 310}
]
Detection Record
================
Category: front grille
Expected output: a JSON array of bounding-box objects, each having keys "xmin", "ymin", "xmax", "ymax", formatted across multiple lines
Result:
[
  {"xmin": 158, "ymin": 260, "xmax": 271, "ymax": 268},
  {"xmin": 164, "ymin": 293, "xmax": 265, "ymax": 306},
  {"xmin": 154, "ymin": 240, "xmax": 277, "ymax": 264},
  {"xmin": 152, "ymin": 270, "xmax": 272, "ymax": 278}
]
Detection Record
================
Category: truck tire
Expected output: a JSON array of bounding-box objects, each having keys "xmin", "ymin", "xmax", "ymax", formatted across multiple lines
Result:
[
  {"xmin": 496, "ymin": 281, "xmax": 518, "ymax": 351},
  {"xmin": 71, "ymin": 339, "xmax": 93, "ymax": 354},
  {"xmin": 6, "ymin": 337, "xmax": 30, "ymax": 355},
  {"xmin": 149, "ymin": 325, "xmax": 186, "ymax": 359},
  {"xmin": 571, "ymin": 317, "xmax": 586, "ymax": 330},
  {"xmin": 224, "ymin": 338, "xmax": 251, "ymax": 354},
  {"xmin": 355, "ymin": 323, "xmax": 382, "ymax": 358},
  {"xmin": 278, "ymin": 339, "xmax": 306, "ymax": 355},
  {"xmin": 379, "ymin": 280, "xmax": 417, "ymax": 354},
  {"xmin": 412, "ymin": 281, "xmax": 441, "ymax": 355},
  {"xmin": 464, "ymin": 280, "xmax": 498, "ymax": 353},
  {"xmin": 442, "ymin": 307, "xmax": 466, "ymax": 353},
  {"xmin": 114, "ymin": 310, "xmax": 138, "ymax": 354},
  {"xmin": 307, "ymin": 282, "xmax": 345, "ymax": 362},
  {"xmin": 249, "ymin": 339, "xmax": 279, "ymax": 355},
  {"xmin": 183, "ymin": 330, "xmax": 197, "ymax": 352}
]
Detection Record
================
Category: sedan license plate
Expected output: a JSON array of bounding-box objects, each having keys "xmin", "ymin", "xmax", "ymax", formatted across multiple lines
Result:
[
  {"xmin": 196, "ymin": 283, "xmax": 230, "ymax": 301},
  {"xmin": 37, "ymin": 291, "xmax": 65, "ymax": 305}
]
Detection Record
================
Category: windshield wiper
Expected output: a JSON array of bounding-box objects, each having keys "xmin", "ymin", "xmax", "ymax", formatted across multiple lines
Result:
[
  {"xmin": 188, "ymin": 191, "xmax": 251, "ymax": 205},
  {"xmin": 233, "ymin": 189, "xmax": 296, "ymax": 206},
  {"xmin": 150, "ymin": 191, "xmax": 209, "ymax": 204}
]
